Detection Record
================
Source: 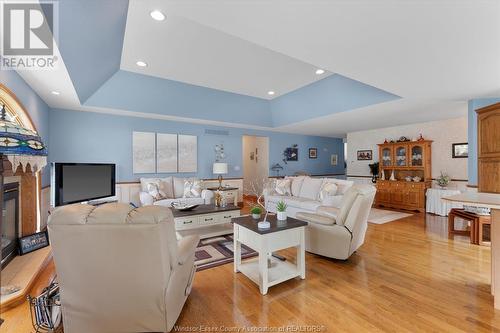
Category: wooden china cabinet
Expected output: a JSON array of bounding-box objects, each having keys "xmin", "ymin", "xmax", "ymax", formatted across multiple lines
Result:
[{"xmin": 375, "ymin": 140, "xmax": 433, "ymax": 212}]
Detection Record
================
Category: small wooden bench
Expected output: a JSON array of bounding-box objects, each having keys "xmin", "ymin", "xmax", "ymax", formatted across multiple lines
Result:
[{"xmin": 448, "ymin": 208, "xmax": 491, "ymax": 245}]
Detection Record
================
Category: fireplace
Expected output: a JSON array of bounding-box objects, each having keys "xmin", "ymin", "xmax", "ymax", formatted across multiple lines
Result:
[{"xmin": 1, "ymin": 182, "xmax": 19, "ymax": 269}]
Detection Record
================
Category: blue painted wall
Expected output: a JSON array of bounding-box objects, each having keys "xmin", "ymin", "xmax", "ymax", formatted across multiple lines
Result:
[
  {"xmin": 49, "ymin": 109, "xmax": 345, "ymax": 182},
  {"xmin": 2, "ymin": 71, "xmax": 51, "ymax": 186},
  {"xmin": 85, "ymin": 70, "xmax": 273, "ymax": 127},
  {"xmin": 467, "ymin": 98, "xmax": 500, "ymax": 185},
  {"xmin": 271, "ymin": 74, "xmax": 400, "ymax": 126}
]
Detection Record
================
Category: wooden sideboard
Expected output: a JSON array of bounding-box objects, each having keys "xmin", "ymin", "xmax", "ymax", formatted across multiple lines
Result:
[
  {"xmin": 375, "ymin": 140, "xmax": 432, "ymax": 212},
  {"xmin": 477, "ymin": 102, "xmax": 500, "ymax": 194}
]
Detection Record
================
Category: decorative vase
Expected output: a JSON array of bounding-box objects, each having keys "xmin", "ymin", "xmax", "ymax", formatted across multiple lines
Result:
[
  {"xmin": 390, "ymin": 170, "xmax": 396, "ymax": 181},
  {"xmin": 381, "ymin": 170, "xmax": 385, "ymax": 180},
  {"xmin": 277, "ymin": 211, "xmax": 287, "ymax": 221},
  {"xmin": 252, "ymin": 213, "xmax": 261, "ymax": 219}
]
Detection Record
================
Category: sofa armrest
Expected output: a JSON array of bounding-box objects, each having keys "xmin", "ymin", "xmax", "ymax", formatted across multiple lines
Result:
[
  {"xmin": 201, "ymin": 189, "xmax": 214, "ymax": 204},
  {"xmin": 177, "ymin": 235, "xmax": 199, "ymax": 265},
  {"xmin": 139, "ymin": 191, "xmax": 154, "ymax": 206}
]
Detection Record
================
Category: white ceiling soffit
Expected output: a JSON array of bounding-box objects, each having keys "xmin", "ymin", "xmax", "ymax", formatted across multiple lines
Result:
[
  {"xmin": 159, "ymin": 0, "xmax": 500, "ymax": 100},
  {"xmin": 276, "ymin": 99, "xmax": 468, "ymax": 138},
  {"xmin": 121, "ymin": 0, "xmax": 332, "ymax": 99}
]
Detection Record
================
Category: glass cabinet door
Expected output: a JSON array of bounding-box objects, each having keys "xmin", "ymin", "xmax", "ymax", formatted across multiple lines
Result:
[
  {"xmin": 381, "ymin": 147, "xmax": 392, "ymax": 166},
  {"xmin": 410, "ymin": 144, "xmax": 424, "ymax": 167},
  {"xmin": 395, "ymin": 145, "xmax": 407, "ymax": 167}
]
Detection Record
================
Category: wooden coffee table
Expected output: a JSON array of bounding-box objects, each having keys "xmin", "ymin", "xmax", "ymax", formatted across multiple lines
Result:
[
  {"xmin": 172, "ymin": 204, "xmax": 240, "ymax": 239},
  {"xmin": 232, "ymin": 215, "xmax": 307, "ymax": 295}
]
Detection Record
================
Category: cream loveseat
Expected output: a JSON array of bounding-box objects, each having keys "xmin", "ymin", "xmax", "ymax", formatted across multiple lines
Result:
[
  {"xmin": 48, "ymin": 203, "xmax": 198, "ymax": 333},
  {"xmin": 296, "ymin": 184, "xmax": 376, "ymax": 260},
  {"xmin": 139, "ymin": 176, "xmax": 214, "ymax": 207},
  {"xmin": 264, "ymin": 176, "xmax": 354, "ymax": 217}
]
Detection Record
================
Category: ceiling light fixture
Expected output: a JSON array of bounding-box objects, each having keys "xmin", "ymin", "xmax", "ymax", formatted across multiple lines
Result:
[
  {"xmin": 51, "ymin": 91, "xmax": 60, "ymax": 95},
  {"xmin": 136, "ymin": 61, "xmax": 147, "ymax": 67},
  {"xmin": 315, "ymin": 69, "xmax": 325, "ymax": 75},
  {"xmin": 267, "ymin": 91, "xmax": 275, "ymax": 96},
  {"xmin": 150, "ymin": 10, "xmax": 165, "ymax": 21}
]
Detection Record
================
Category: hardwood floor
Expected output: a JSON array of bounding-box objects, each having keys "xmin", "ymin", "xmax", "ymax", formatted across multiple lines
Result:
[{"xmin": 2, "ymin": 211, "xmax": 500, "ymax": 332}]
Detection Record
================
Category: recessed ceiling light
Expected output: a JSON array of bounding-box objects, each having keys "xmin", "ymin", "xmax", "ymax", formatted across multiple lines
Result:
[
  {"xmin": 150, "ymin": 10, "xmax": 165, "ymax": 21},
  {"xmin": 51, "ymin": 91, "xmax": 60, "ymax": 95},
  {"xmin": 267, "ymin": 91, "xmax": 275, "ymax": 96},
  {"xmin": 136, "ymin": 61, "xmax": 147, "ymax": 67},
  {"xmin": 315, "ymin": 69, "xmax": 325, "ymax": 75}
]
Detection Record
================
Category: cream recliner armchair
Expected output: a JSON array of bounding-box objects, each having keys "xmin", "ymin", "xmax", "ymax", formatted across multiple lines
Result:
[
  {"xmin": 296, "ymin": 184, "xmax": 376, "ymax": 260},
  {"xmin": 48, "ymin": 203, "xmax": 198, "ymax": 333}
]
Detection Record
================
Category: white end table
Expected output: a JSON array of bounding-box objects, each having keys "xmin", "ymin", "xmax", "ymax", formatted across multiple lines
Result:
[{"xmin": 232, "ymin": 215, "xmax": 307, "ymax": 295}]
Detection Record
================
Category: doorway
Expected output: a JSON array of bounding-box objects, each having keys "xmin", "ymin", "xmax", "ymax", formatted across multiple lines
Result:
[{"xmin": 242, "ymin": 135, "xmax": 269, "ymax": 198}]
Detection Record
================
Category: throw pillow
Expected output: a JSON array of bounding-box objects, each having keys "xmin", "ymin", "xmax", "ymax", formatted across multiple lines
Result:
[
  {"xmin": 275, "ymin": 178, "xmax": 291, "ymax": 196},
  {"xmin": 319, "ymin": 181, "xmax": 338, "ymax": 200},
  {"xmin": 329, "ymin": 179, "xmax": 354, "ymax": 195},
  {"xmin": 286, "ymin": 176, "xmax": 306, "ymax": 197},
  {"xmin": 140, "ymin": 177, "xmax": 160, "ymax": 192},
  {"xmin": 146, "ymin": 182, "xmax": 167, "ymax": 201},
  {"xmin": 158, "ymin": 177, "xmax": 174, "ymax": 198},
  {"xmin": 299, "ymin": 177, "xmax": 323, "ymax": 200},
  {"xmin": 183, "ymin": 179, "xmax": 202, "ymax": 198}
]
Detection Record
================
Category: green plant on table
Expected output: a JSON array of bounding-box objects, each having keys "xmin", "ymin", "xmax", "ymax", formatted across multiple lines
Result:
[
  {"xmin": 276, "ymin": 201, "xmax": 287, "ymax": 212},
  {"xmin": 250, "ymin": 206, "xmax": 262, "ymax": 215}
]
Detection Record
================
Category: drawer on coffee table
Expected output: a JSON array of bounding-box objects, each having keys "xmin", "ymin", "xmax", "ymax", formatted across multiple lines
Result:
[
  {"xmin": 175, "ymin": 216, "xmax": 200, "ymax": 230},
  {"xmin": 220, "ymin": 211, "xmax": 240, "ymax": 223},
  {"xmin": 199, "ymin": 214, "xmax": 220, "ymax": 226}
]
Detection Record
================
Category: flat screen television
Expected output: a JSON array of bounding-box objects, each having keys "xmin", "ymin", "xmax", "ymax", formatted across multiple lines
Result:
[{"xmin": 51, "ymin": 163, "xmax": 116, "ymax": 206}]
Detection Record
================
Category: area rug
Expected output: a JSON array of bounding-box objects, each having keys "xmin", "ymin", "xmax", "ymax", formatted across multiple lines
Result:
[
  {"xmin": 368, "ymin": 208, "xmax": 412, "ymax": 224},
  {"xmin": 195, "ymin": 235, "xmax": 257, "ymax": 271}
]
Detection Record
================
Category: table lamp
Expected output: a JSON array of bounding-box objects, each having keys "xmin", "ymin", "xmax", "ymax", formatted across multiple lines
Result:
[{"xmin": 212, "ymin": 162, "xmax": 228, "ymax": 189}]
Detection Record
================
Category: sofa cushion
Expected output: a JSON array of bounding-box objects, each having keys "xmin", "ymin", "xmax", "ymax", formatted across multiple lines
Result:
[
  {"xmin": 316, "ymin": 206, "xmax": 340, "ymax": 219},
  {"xmin": 173, "ymin": 177, "xmax": 187, "ymax": 198},
  {"xmin": 286, "ymin": 176, "xmax": 306, "ymax": 197},
  {"xmin": 275, "ymin": 178, "xmax": 291, "ymax": 196},
  {"xmin": 299, "ymin": 178, "xmax": 323, "ymax": 200},
  {"xmin": 159, "ymin": 177, "xmax": 174, "ymax": 198},
  {"xmin": 321, "ymin": 195, "xmax": 343, "ymax": 208},
  {"xmin": 325, "ymin": 178, "xmax": 354, "ymax": 195},
  {"xmin": 267, "ymin": 195, "xmax": 285, "ymax": 204},
  {"xmin": 298, "ymin": 200, "xmax": 322, "ymax": 211},
  {"xmin": 296, "ymin": 212, "xmax": 336, "ymax": 226},
  {"xmin": 282, "ymin": 196, "xmax": 308, "ymax": 208}
]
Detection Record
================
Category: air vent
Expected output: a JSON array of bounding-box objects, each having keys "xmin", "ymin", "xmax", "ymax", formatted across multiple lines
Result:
[{"xmin": 205, "ymin": 129, "xmax": 229, "ymax": 136}]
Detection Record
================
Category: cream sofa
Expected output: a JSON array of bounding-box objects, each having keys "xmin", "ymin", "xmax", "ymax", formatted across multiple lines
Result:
[
  {"xmin": 296, "ymin": 184, "xmax": 376, "ymax": 260},
  {"xmin": 139, "ymin": 176, "xmax": 214, "ymax": 207},
  {"xmin": 48, "ymin": 203, "xmax": 198, "ymax": 333},
  {"xmin": 264, "ymin": 176, "xmax": 354, "ymax": 217}
]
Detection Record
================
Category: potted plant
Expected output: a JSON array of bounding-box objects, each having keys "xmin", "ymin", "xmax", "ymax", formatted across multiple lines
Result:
[
  {"xmin": 437, "ymin": 171, "xmax": 451, "ymax": 189},
  {"xmin": 276, "ymin": 201, "xmax": 288, "ymax": 221},
  {"xmin": 250, "ymin": 205, "xmax": 262, "ymax": 219}
]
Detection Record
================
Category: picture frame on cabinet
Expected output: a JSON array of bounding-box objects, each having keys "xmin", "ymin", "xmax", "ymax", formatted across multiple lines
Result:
[{"xmin": 309, "ymin": 148, "xmax": 317, "ymax": 159}]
